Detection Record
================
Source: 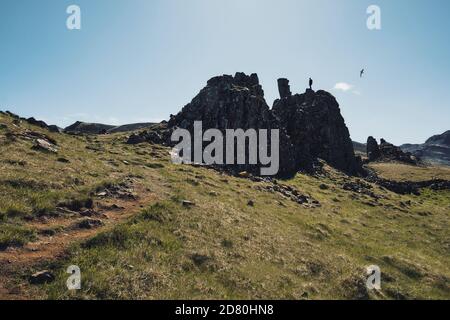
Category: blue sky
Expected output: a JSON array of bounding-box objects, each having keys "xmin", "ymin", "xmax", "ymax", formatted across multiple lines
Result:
[{"xmin": 0, "ymin": 0, "xmax": 449, "ymax": 144}]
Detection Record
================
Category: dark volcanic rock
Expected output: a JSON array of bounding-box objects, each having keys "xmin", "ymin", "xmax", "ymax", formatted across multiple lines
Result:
[
  {"xmin": 29, "ymin": 270, "xmax": 55, "ymax": 284},
  {"xmin": 272, "ymin": 89, "xmax": 361, "ymax": 174},
  {"xmin": 367, "ymin": 137, "xmax": 418, "ymax": 165},
  {"xmin": 277, "ymin": 78, "xmax": 292, "ymax": 99},
  {"xmin": 367, "ymin": 136, "xmax": 381, "ymax": 161},
  {"xmin": 126, "ymin": 128, "xmax": 169, "ymax": 145},
  {"xmin": 164, "ymin": 72, "xmax": 362, "ymax": 177},
  {"xmin": 167, "ymin": 72, "xmax": 297, "ymax": 176}
]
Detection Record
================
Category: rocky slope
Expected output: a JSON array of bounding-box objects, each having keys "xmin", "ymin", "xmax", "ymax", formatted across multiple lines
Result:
[{"xmin": 1, "ymin": 101, "xmax": 450, "ymax": 300}]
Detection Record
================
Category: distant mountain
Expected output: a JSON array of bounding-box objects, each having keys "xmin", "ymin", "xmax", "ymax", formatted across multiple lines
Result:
[
  {"xmin": 64, "ymin": 121, "xmax": 156, "ymax": 134},
  {"xmin": 352, "ymin": 141, "xmax": 366, "ymax": 156},
  {"xmin": 401, "ymin": 131, "xmax": 450, "ymax": 166},
  {"xmin": 108, "ymin": 123, "xmax": 156, "ymax": 133}
]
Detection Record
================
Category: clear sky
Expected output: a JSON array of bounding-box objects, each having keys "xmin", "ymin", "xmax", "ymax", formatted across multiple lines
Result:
[{"xmin": 1, "ymin": 0, "xmax": 449, "ymax": 145}]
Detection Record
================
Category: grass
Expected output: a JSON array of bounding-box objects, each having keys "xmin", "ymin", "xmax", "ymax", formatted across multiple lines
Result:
[
  {"xmin": 0, "ymin": 223, "xmax": 37, "ymax": 250},
  {"xmin": 368, "ymin": 162, "xmax": 450, "ymax": 182},
  {"xmin": 1, "ymin": 112, "xmax": 449, "ymax": 299}
]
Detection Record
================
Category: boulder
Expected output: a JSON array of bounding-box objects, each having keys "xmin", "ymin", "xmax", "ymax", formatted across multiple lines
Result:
[
  {"xmin": 127, "ymin": 133, "xmax": 146, "ymax": 144},
  {"xmin": 182, "ymin": 200, "xmax": 195, "ymax": 207},
  {"xmin": 77, "ymin": 218, "xmax": 104, "ymax": 229},
  {"xmin": 29, "ymin": 270, "xmax": 55, "ymax": 284},
  {"xmin": 32, "ymin": 138, "xmax": 58, "ymax": 153}
]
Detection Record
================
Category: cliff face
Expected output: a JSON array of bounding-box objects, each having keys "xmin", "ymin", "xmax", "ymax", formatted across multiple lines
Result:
[
  {"xmin": 167, "ymin": 72, "xmax": 361, "ymax": 177},
  {"xmin": 272, "ymin": 88, "xmax": 360, "ymax": 174}
]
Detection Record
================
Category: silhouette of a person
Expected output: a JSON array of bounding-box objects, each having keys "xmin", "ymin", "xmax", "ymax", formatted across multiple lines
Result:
[{"xmin": 309, "ymin": 78, "xmax": 313, "ymax": 90}]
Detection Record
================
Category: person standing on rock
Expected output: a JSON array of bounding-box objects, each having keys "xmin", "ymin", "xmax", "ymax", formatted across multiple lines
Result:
[{"xmin": 309, "ymin": 78, "xmax": 313, "ymax": 90}]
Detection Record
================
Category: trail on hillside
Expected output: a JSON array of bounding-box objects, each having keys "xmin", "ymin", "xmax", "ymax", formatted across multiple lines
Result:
[{"xmin": 0, "ymin": 182, "xmax": 157, "ymax": 300}]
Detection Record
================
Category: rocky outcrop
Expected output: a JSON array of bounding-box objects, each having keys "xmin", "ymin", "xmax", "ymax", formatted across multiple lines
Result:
[
  {"xmin": 167, "ymin": 72, "xmax": 296, "ymax": 176},
  {"xmin": 272, "ymin": 88, "xmax": 362, "ymax": 174},
  {"xmin": 366, "ymin": 137, "xmax": 418, "ymax": 165},
  {"xmin": 366, "ymin": 136, "xmax": 381, "ymax": 161},
  {"xmin": 277, "ymin": 78, "xmax": 292, "ymax": 99},
  {"xmin": 164, "ymin": 72, "xmax": 362, "ymax": 177}
]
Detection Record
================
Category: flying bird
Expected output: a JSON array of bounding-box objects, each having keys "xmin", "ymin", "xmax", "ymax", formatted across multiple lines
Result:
[{"xmin": 360, "ymin": 69, "xmax": 365, "ymax": 78}]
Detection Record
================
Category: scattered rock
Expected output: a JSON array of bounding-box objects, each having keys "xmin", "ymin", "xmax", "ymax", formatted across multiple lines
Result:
[
  {"xmin": 221, "ymin": 239, "xmax": 233, "ymax": 248},
  {"xmin": 342, "ymin": 180, "xmax": 380, "ymax": 199},
  {"xmin": 29, "ymin": 270, "xmax": 55, "ymax": 284},
  {"xmin": 257, "ymin": 182, "xmax": 319, "ymax": 207},
  {"xmin": 238, "ymin": 171, "xmax": 251, "ymax": 178},
  {"xmin": 79, "ymin": 209, "xmax": 98, "ymax": 217},
  {"xmin": 77, "ymin": 218, "xmax": 104, "ymax": 229},
  {"xmin": 126, "ymin": 128, "xmax": 169, "ymax": 145},
  {"xmin": 190, "ymin": 253, "xmax": 211, "ymax": 266},
  {"xmin": 32, "ymin": 138, "xmax": 58, "ymax": 153},
  {"xmin": 182, "ymin": 200, "xmax": 195, "ymax": 207},
  {"xmin": 319, "ymin": 184, "xmax": 329, "ymax": 190},
  {"xmin": 57, "ymin": 157, "xmax": 70, "ymax": 163},
  {"xmin": 95, "ymin": 180, "xmax": 136, "ymax": 200},
  {"xmin": 366, "ymin": 171, "xmax": 450, "ymax": 195}
]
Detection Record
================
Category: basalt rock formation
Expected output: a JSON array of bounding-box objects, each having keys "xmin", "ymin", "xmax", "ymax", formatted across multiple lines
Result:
[
  {"xmin": 164, "ymin": 72, "xmax": 362, "ymax": 177},
  {"xmin": 367, "ymin": 136, "xmax": 381, "ymax": 161},
  {"xmin": 272, "ymin": 88, "xmax": 361, "ymax": 175},
  {"xmin": 366, "ymin": 137, "xmax": 418, "ymax": 165}
]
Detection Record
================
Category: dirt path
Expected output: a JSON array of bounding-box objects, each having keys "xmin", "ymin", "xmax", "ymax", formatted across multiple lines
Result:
[{"xmin": 0, "ymin": 182, "xmax": 157, "ymax": 300}]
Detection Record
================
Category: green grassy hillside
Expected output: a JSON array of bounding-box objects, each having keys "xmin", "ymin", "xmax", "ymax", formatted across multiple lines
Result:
[{"xmin": 1, "ymin": 113, "xmax": 449, "ymax": 300}]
